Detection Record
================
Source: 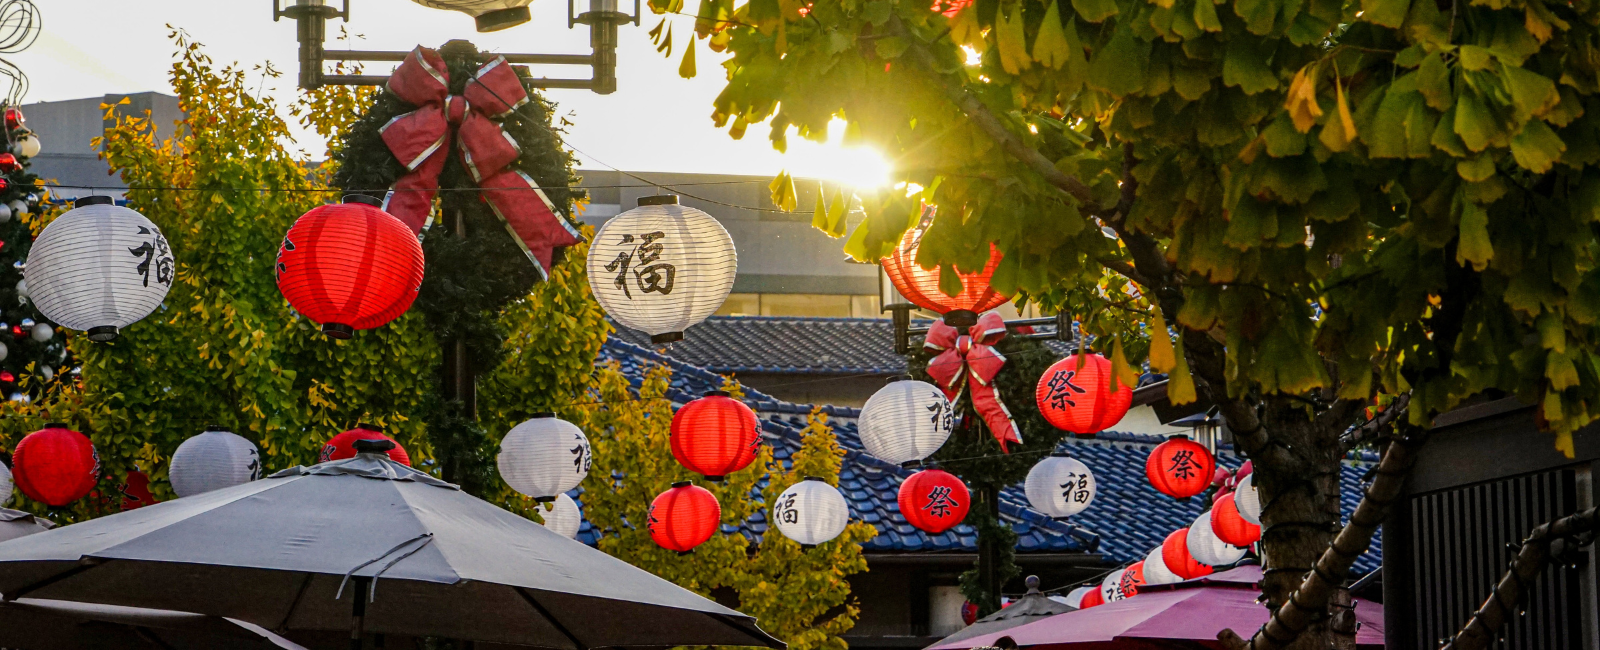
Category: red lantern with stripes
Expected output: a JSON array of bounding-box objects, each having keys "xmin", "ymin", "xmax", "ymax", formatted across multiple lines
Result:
[
  {"xmin": 671, "ymin": 391, "xmax": 761, "ymax": 480},
  {"xmin": 1160, "ymin": 528, "xmax": 1213, "ymax": 580},
  {"xmin": 881, "ymin": 218, "xmax": 1009, "ymax": 319},
  {"xmin": 649, "ymin": 481, "xmax": 721, "ymax": 553},
  {"xmin": 1036, "ymin": 354, "xmax": 1133, "ymax": 437},
  {"xmin": 1118, "ymin": 561, "xmax": 1147, "ymax": 598},
  {"xmin": 275, "ymin": 195, "xmax": 425, "ymax": 339},
  {"xmin": 1211, "ymin": 491, "xmax": 1262, "ymax": 546},
  {"xmin": 12, "ymin": 423, "xmax": 99, "ymax": 506},
  {"xmin": 321, "ymin": 424, "xmax": 412, "ymax": 466},
  {"xmin": 897, "ymin": 468, "xmax": 970, "ymax": 533},
  {"xmin": 1145, "ymin": 436, "xmax": 1215, "ymax": 499},
  {"xmin": 1078, "ymin": 586, "xmax": 1105, "ymax": 609}
]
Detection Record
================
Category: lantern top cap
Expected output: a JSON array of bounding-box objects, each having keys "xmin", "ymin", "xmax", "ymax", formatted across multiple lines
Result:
[
  {"xmin": 204, "ymin": 424, "xmax": 229, "ymax": 432},
  {"xmin": 671, "ymin": 480, "xmax": 693, "ymax": 488},
  {"xmin": 1049, "ymin": 450, "xmax": 1071, "ymax": 457},
  {"xmin": 802, "ymin": 475, "xmax": 825, "ymax": 482},
  {"xmin": 342, "ymin": 194, "xmax": 383, "ymax": 208},
  {"xmin": 356, "ymin": 423, "xmax": 383, "ymax": 432},
  {"xmin": 531, "ymin": 412, "xmax": 556, "ymax": 419},
  {"xmin": 885, "ymin": 374, "xmax": 911, "ymax": 384},
  {"xmin": 42, "ymin": 422, "xmax": 67, "ymax": 429},
  {"xmin": 637, "ymin": 195, "xmax": 680, "ymax": 206},
  {"xmin": 704, "ymin": 390, "xmax": 731, "ymax": 398},
  {"xmin": 1024, "ymin": 575, "xmax": 1040, "ymax": 591},
  {"xmin": 73, "ymin": 196, "xmax": 113, "ymax": 208},
  {"xmin": 353, "ymin": 439, "xmax": 397, "ymax": 454}
]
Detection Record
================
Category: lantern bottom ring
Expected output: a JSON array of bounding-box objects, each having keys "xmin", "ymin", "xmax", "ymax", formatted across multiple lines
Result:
[
  {"xmin": 534, "ymin": 495, "xmax": 556, "ymax": 503},
  {"xmin": 650, "ymin": 331, "xmax": 684, "ymax": 344},
  {"xmin": 899, "ymin": 460, "xmax": 922, "ymax": 470},
  {"xmin": 942, "ymin": 309, "xmax": 979, "ymax": 328},
  {"xmin": 476, "ymin": 7, "xmax": 532, "ymax": 31},
  {"xmin": 322, "ymin": 323, "xmax": 355, "ymax": 340},
  {"xmin": 1072, "ymin": 432, "xmax": 1100, "ymax": 440},
  {"xmin": 676, "ymin": 550, "xmax": 694, "ymax": 557},
  {"xmin": 87, "ymin": 326, "xmax": 118, "ymax": 342},
  {"xmin": 703, "ymin": 475, "xmax": 725, "ymax": 482}
]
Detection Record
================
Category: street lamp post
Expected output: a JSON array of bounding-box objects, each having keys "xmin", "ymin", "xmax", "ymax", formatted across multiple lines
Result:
[{"xmin": 272, "ymin": 0, "xmax": 638, "ymax": 93}]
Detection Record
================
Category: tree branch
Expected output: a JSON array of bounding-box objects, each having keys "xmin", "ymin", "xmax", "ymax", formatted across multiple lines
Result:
[
  {"xmin": 1338, "ymin": 392, "xmax": 1411, "ymax": 452},
  {"xmin": 1442, "ymin": 507, "xmax": 1599, "ymax": 650}
]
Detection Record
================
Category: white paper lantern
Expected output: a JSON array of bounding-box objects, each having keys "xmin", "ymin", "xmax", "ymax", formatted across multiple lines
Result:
[
  {"xmin": 29, "ymin": 323, "xmax": 51, "ymax": 342},
  {"xmin": 858, "ymin": 378, "xmax": 953, "ymax": 466},
  {"xmin": 1142, "ymin": 545, "xmax": 1182, "ymax": 586},
  {"xmin": 1235, "ymin": 473, "xmax": 1262, "ymax": 525},
  {"xmin": 25, "ymin": 196, "xmax": 173, "ymax": 342},
  {"xmin": 1100, "ymin": 568, "xmax": 1127, "ymax": 602},
  {"xmin": 13, "ymin": 133, "xmax": 39, "ymax": 159},
  {"xmin": 409, "ymin": 0, "xmax": 533, "ymax": 31},
  {"xmin": 0, "ymin": 460, "xmax": 11, "ymax": 506},
  {"xmin": 1187, "ymin": 510, "xmax": 1248, "ymax": 566},
  {"xmin": 1061, "ymin": 586, "xmax": 1093, "ymax": 608},
  {"xmin": 498, "ymin": 413, "xmax": 592, "ymax": 500},
  {"xmin": 586, "ymin": 196, "xmax": 736, "ymax": 344},
  {"xmin": 170, "ymin": 428, "xmax": 261, "ymax": 497},
  {"xmin": 1024, "ymin": 454, "xmax": 1096, "ymax": 519},
  {"xmin": 536, "ymin": 492, "xmax": 583, "ymax": 539},
  {"xmin": 773, "ymin": 477, "xmax": 850, "ymax": 546}
]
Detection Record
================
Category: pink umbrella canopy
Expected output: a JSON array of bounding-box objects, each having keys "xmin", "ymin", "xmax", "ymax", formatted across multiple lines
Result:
[{"xmin": 925, "ymin": 566, "xmax": 1383, "ymax": 650}]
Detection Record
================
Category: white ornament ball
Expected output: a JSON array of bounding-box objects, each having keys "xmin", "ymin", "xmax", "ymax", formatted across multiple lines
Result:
[
  {"xmin": 8, "ymin": 393, "xmax": 26, "ymax": 403},
  {"xmin": 1234, "ymin": 473, "xmax": 1262, "ymax": 525},
  {"xmin": 1061, "ymin": 586, "xmax": 1093, "ymax": 608},
  {"xmin": 1024, "ymin": 454, "xmax": 1096, "ymax": 518},
  {"xmin": 38, "ymin": 366, "xmax": 50, "ymax": 382},
  {"xmin": 25, "ymin": 196, "xmax": 174, "ymax": 342},
  {"xmin": 497, "ymin": 413, "xmax": 591, "ymax": 501},
  {"xmin": 0, "ymin": 203, "xmax": 12, "ymax": 224},
  {"xmin": 536, "ymin": 492, "xmax": 582, "ymax": 539},
  {"xmin": 585, "ymin": 196, "xmax": 736, "ymax": 343},
  {"xmin": 14, "ymin": 279, "xmax": 24, "ymax": 298},
  {"xmin": 773, "ymin": 477, "xmax": 850, "ymax": 546},
  {"xmin": 1142, "ymin": 545, "xmax": 1182, "ymax": 586},
  {"xmin": 13, "ymin": 133, "xmax": 39, "ymax": 159},
  {"xmin": 8, "ymin": 200, "xmax": 25, "ymax": 218},
  {"xmin": 29, "ymin": 323, "xmax": 51, "ymax": 342},
  {"xmin": 0, "ymin": 341, "xmax": 10, "ymax": 362},
  {"xmin": 858, "ymin": 378, "xmax": 953, "ymax": 466},
  {"xmin": 0, "ymin": 460, "xmax": 11, "ymax": 506},
  {"xmin": 170, "ymin": 428, "xmax": 261, "ymax": 497},
  {"xmin": 1187, "ymin": 509, "xmax": 1248, "ymax": 566}
]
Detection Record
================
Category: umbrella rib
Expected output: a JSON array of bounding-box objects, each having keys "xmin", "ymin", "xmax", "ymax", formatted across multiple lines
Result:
[
  {"xmin": 2, "ymin": 560, "xmax": 103, "ymax": 602},
  {"xmin": 514, "ymin": 587, "xmax": 588, "ymax": 650},
  {"xmin": 275, "ymin": 572, "xmax": 316, "ymax": 632},
  {"xmin": 133, "ymin": 625, "xmax": 179, "ymax": 650},
  {"xmin": 708, "ymin": 612, "xmax": 776, "ymax": 647}
]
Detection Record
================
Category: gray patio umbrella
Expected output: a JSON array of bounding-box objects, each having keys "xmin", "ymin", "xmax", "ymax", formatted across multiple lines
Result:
[
  {"xmin": 927, "ymin": 577, "xmax": 1076, "ymax": 650},
  {"xmin": 0, "ymin": 442, "xmax": 781, "ymax": 650},
  {"xmin": 0, "ymin": 507, "xmax": 54, "ymax": 542},
  {"xmin": 0, "ymin": 598, "xmax": 310, "ymax": 650}
]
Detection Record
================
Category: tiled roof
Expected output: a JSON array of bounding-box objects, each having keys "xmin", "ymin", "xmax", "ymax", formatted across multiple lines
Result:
[
  {"xmin": 582, "ymin": 336, "xmax": 1382, "ymax": 574},
  {"xmin": 608, "ymin": 316, "xmax": 1074, "ymax": 375}
]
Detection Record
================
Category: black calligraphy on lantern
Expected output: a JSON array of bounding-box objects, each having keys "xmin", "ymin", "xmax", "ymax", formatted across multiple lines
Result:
[
  {"xmin": 1168, "ymin": 449, "xmax": 1201, "ymax": 481},
  {"xmin": 570, "ymin": 432, "xmax": 593, "ymax": 474},
  {"xmin": 1044, "ymin": 369, "xmax": 1088, "ymax": 410},
  {"xmin": 1059, "ymin": 472, "xmax": 1092, "ymax": 504},
  {"xmin": 776, "ymin": 492, "xmax": 800, "ymax": 525},
  {"xmin": 646, "ymin": 504, "xmax": 660, "ymax": 533},
  {"xmin": 604, "ymin": 232, "xmax": 677, "ymax": 299},
  {"xmin": 246, "ymin": 448, "xmax": 262, "ymax": 480},
  {"xmin": 275, "ymin": 238, "xmax": 294, "ymax": 280},
  {"xmin": 926, "ymin": 394, "xmax": 954, "ymax": 431},
  {"xmin": 922, "ymin": 485, "xmax": 959, "ymax": 518},
  {"xmin": 129, "ymin": 226, "xmax": 174, "ymax": 288}
]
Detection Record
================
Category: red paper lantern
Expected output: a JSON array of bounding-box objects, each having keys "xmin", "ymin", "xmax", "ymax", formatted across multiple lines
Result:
[
  {"xmin": 321, "ymin": 424, "xmax": 412, "ymax": 466},
  {"xmin": 1160, "ymin": 528, "xmax": 1214, "ymax": 580},
  {"xmin": 120, "ymin": 470, "xmax": 159, "ymax": 511},
  {"xmin": 4, "ymin": 107, "xmax": 24, "ymax": 129},
  {"xmin": 1036, "ymin": 353, "xmax": 1134, "ymax": 437},
  {"xmin": 1211, "ymin": 492, "xmax": 1262, "ymax": 546},
  {"xmin": 1118, "ymin": 561, "xmax": 1147, "ymax": 598},
  {"xmin": 1078, "ymin": 586, "xmax": 1105, "ymax": 609},
  {"xmin": 960, "ymin": 601, "xmax": 979, "ymax": 625},
  {"xmin": 12, "ymin": 423, "xmax": 99, "ymax": 506},
  {"xmin": 671, "ymin": 391, "xmax": 761, "ymax": 480},
  {"xmin": 1145, "ymin": 436, "xmax": 1216, "ymax": 499},
  {"xmin": 881, "ymin": 219, "xmax": 1009, "ymax": 318},
  {"xmin": 275, "ymin": 195, "xmax": 425, "ymax": 339},
  {"xmin": 0, "ymin": 153, "xmax": 19, "ymax": 173},
  {"xmin": 649, "ymin": 481, "xmax": 721, "ymax": 553},
  {"xmin": 898, "ymin": 468, "xmax": 970, "ymax": 533}
]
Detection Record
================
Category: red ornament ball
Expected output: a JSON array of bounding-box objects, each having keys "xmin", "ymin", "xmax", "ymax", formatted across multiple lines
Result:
[
  {"xmin": 1160, "ymin": 528, "xmax": 1214, "ymax": 581},
  {"xmin": 0, "ymin": 371, "xmax": 14, "ymax": 383},
  {"xmin": 1078, "ymin": 586, "xmax": 1105, "ymax": 609},
  {"xmin": 0, "ymin": 153, "xmax": 19, "ymax": 173},
  {"xmin": 12, "ymin": 423, "xmax": 100, "ymax": 506},
  {"xmin": 321, "ymin": 425, "xmax": 412, "ymax": 466},
  {"xmin": 897, "ymin": 468, "xmax": 970, "ymax": 533},
  {"xmin": 880, "ymin": 222, "xmax": 1009, "ymax": 317},
  {"xmin": 649, "ymin": 481, "xmax": 721, "ymax": 553},
  {"xmin": 670, "ymin": 391, "xmax": 761, "ymax": 480},
  {"xmin": 276, "ymin": 196, "xmax": 424, "ymax": 339},
  {"xmin": 1145, "ymin": 436, "xmax": 1216, "ymax": 499},
  {"xmin": 1036, "ymin": 354, "xmax": 1134, "ymax": 437},
  {"xmin": 1211, "ymin": 491, "xmax": 1262, "ymax": 546},
  {"xmin": 4, "ymin": 107, "xmax": 23, "ymax": 129}
]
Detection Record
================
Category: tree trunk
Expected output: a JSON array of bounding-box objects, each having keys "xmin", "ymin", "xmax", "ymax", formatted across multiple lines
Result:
[{"xmin": 1253, "ymin": 399, "xmax": 1345, "ymax": 649}]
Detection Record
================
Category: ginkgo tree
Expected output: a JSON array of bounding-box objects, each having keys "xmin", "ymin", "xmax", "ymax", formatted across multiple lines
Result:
[{"xmin": 648, "ymin": 0, "xmax": 1600, "ymax": 646}]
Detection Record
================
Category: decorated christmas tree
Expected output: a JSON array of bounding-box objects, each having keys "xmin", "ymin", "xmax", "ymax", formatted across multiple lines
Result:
[{"xmin": 0, "ymin": 104, "xmax": 68, "ymax": 401}]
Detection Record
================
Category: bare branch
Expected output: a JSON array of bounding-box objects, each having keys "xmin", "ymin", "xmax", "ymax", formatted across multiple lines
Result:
[
  {"xmin": 1339, "ymin": 392, "xmax": 1411, "ymax": 452},
  {"xmin": 1443, "ymin": 506, "xmax": 1599, "ymax": 650}
]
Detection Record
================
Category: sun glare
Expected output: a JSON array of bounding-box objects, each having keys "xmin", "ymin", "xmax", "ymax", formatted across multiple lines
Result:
[{"xmin": 778, "ymin": 118, "xmax": 893, "ymax": 189}]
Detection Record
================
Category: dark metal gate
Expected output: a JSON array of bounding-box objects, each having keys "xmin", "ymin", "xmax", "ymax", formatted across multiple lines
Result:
[{"xmin": 1406, "ymin": 468, "xmax": 1583, "ymax": 649}]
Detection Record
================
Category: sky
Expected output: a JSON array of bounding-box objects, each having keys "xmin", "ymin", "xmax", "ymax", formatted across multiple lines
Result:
[{"xmin": 7, "ymin": 0, "xmax": 891, "ymax": 184}]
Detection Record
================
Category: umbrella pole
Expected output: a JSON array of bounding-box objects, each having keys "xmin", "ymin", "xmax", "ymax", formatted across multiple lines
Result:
[{"xmin": 350, "ymin": 576, "xmax": 370, "ymax": 650}]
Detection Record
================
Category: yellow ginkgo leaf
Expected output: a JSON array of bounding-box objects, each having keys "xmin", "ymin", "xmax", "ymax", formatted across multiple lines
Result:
[
  {"xmin": 998, "ymin": 5, "xmax": 1033, "ymax": 76},
  {"xmin": 1167, "ymin": 334, "xmax": 1197, "ymax": 405},
  {"xmin": 769, "ymin": 171, "xmax": 798, "ymax": 212},
  {"xmin": 1284, "ymin": 64, "xmax": 1322, "ymax": 133},
  {"xmin": 679, "ymin": 38, "xmax": 697, "ymax": 78},
  {"xmin": 1148, "ymin": 309, "xmax": 1176, "ymax": 373}
]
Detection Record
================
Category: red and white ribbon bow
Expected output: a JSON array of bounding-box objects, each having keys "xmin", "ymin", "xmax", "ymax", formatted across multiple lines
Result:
[
  {"xmin": 380, "ymin": 46, "xmax": 584, "ymax": 279},
  {"xmin": 924, "ymin": 311, "xmax": 1022, "ymax": 452}
]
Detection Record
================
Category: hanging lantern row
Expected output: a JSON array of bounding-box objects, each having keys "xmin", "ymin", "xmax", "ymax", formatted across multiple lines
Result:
[
  {"xmin": 671, "ymin": 391, "xmax": 760, "ymax": 480},
  {"xmin": 587, "ymin": 195, "xmax": 738, "ymax": 344},
  {"xmin": 897, "ymin": 468, "xmax": 969, "ymax": 534},
  {"xmin": 1235, "ymin": 473, "xmax": 1262, "ymax": 525},
  {"xmin": 649, "ymin": 481, "xmax": 721, "ymax": 553},
  {"xmin": 498, "ymin": 413, "xmax": 591, "ymax": 500},
  {"xmin": 1023, "ymin": 453, "xmax": 1096, "ymax": 519},
  {"xmin": 1187, "ymin": 510, "xmax": 1248, "ymax": 566},
  {"xmin": 1161, "ymin": 528, "xmax": 1213, "ymax": 581},
  {"xmin": 1211, "ymin": 493, "xmax": 1261, "ymax": 546},
  {"xmin": 859, "ymin": 378, "xmax": 952, "ymax": 466}
]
